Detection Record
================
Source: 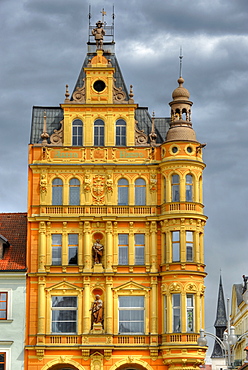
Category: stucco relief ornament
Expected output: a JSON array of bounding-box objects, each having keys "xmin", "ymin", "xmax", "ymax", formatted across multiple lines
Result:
[
  {"xmin": 50, "ymin": 120, "xmax": 64, "ymax": 145},
  {"xmin": 113, "ymin": 83, "xmax": 126, "ymax": 103},
  {"xmin": 84, "ymin": 174, "xmax": 91, "ymax": 193},
  {"xmin": 72, "ymin": 80, "xmax": 86, "ymax": 103},
  {"xmin": 105, "ymin": 175, "xmax": 113, "ymax": 193},
  {"xmin": 135, "ymin": 120, "xmax": 148, "ymax": 145},
  {"xmin": 40, "ymin": 174, "xmax": 47, "ymax": 194},
  {"xmin": 92, "ymin": 175, "xmax": 105, "ymax": 204},
  {"xmin": 169, "ymin": 282, "xmax": 181, "ymax": 292},
  {"xmin": 150, "ymin": 174, "xmax": 157, "ymax": 192}
]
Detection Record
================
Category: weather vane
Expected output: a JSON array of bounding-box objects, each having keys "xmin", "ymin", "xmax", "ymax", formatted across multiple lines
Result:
[{"xmin": 101, "ymin": 8, "xmax": 107, "ymax": 24}]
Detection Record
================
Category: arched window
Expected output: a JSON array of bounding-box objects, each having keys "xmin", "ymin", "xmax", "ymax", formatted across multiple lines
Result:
[
  {"xmin": 69, "ymin": 178, "xmax": 80, "ymax": 205},
  {"xmin": 135, "ymin": 178, "xmax": 146, "ymax": 205},
  {"xmin": 186, "ymin": 174, "xmax": 193, "ymax": 201},
  {"xmin": 52, "ymin": 178, "xmax": 63, "ymax": 205},
  {"xmin": 94, "ymin": 119, "xmax": 104, "ymax": 146},
  {"xmin": 171, "ymin": 174, "xmax": 180, "ymax": 202},
  {"xmin": 116, "ymin": 119, "xmax": 126, "ymax": 146},
  {"xmin": 72, "ymin": 119, "xmax": 83, "ymax": 146},
  {"xmin": 118, "ymin": 178, "xmax": 129, "ymax": 205}
]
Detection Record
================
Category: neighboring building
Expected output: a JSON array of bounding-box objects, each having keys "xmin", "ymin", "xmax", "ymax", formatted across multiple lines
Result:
[
  {"xmin": 25, "ymin": 14, "xmax": 207, "ymax": 370},
  {"xmin": 230, "ymin": 277, "xmax": 248, "ymax": 367},
  {"xmin": 0, "ymin": 212, "xmax": 27, "ymax": 370},
  {"xmin": 211, "ymin": 275, "xmax": 227, "ymax": 370}
]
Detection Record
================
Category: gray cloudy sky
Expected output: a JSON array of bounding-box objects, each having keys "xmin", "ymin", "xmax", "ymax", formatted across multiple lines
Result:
[{"xmin": 0, "ymin": 0, "xmax": 247, "ymax": 350}]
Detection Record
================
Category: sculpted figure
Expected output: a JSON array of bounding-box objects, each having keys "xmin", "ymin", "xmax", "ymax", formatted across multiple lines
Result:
[
  {"xmin": 93, "ymin": 239, "xmax": 103, "ymax": 264},
  {"xmin": 90, "ymin": 295, "xmax": 103, "ymax": 324},
  {"xmin": 92, "ymin": 21, "xmax": 105, "ymax": 49}
]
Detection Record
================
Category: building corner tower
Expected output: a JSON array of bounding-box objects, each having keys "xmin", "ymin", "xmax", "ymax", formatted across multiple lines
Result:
[{"xmin": 25, "ymin": 14, "xmax": 207, "ymax": 370}]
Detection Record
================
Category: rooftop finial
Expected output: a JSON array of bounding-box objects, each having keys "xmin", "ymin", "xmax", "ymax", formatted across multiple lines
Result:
[
  {"xmin": 179, "ymin": 46, "xmax": 183, "ymax": 78},
  {"xmin": 101, "ymin": 8, "xmax": 107, "ymax": 24}
]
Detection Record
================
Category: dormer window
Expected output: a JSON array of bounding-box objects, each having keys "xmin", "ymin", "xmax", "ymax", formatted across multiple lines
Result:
[{"xmin": 0, "ymin": 235, "xmax": 10, "ymax": 260}]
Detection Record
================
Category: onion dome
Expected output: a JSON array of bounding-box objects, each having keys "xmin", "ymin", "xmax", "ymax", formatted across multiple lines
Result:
[{"xmin": 172, "ymin": 77, "xmax": 190, "ymax": 100}]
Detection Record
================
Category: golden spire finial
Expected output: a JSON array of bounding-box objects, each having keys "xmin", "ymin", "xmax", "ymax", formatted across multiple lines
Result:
[{"xmin": 101, "ymin": 8, "xmax": 107, "ymax": 23}]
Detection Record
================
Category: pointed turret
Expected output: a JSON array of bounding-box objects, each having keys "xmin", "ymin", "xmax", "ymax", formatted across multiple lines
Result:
[
  {"xmin": 211, "ymin": 275, "xmax": 227, "ymax": 358},
  {"xmin": 166, "ymin": 76, "xmax": 197, "ymax": 142}
]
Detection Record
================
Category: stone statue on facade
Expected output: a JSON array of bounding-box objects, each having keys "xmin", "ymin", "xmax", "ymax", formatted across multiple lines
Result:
[
  {"xmin": 92, "ymin": 21, "xmax": 105, "ymax": 49},
  {"xmin": 92, "ymin": 239, "xmax": 103, "ymax": 264},
  {"xmin": 90, "ymin": 294, "xmax": 103, "ymax": 325}
]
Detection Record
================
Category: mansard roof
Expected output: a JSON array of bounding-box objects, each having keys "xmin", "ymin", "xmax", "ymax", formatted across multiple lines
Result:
[{"xmin": 0, "ymin": 213, "xmax": 27, "ymax": 271}]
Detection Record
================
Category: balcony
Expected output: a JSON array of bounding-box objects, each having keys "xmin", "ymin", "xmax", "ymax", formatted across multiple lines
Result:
[{"xmin": 162, "ymin": 333, "xmax": 199, "ymax": 344}]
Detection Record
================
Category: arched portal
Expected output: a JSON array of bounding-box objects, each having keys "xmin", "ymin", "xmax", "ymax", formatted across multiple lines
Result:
[
  {"xmin": 109, "ymin": 358, "xmax": 154, "ymax": 370},
  {"xmin": 41, "ymin": 358, "xmax": 85, "ymax": 370}
]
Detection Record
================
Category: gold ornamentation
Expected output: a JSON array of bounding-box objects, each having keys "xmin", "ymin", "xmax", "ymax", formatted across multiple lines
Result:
[
  {"xmin": 150, "ymin": 174, "xmax": 157, "ymax": 192},
  {"xmin": 92, "ymin": 175, "xmax": 105, "ymax": 204}
]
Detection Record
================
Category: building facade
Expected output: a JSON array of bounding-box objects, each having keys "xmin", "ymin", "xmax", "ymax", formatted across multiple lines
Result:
[
  {"xmin": 0, "ymin": 212, "xmax": 27, "ymax": 370},
  {"xmin": 25, "ymin": 17, "xmax": 207, "ymax": 370}
]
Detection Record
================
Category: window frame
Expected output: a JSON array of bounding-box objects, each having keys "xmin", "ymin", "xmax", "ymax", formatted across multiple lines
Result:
[
  {"xmin": 51, "ymin": 234, "xmax": 62, "ymax": 266},
  {"xmin": 72, "ymin": 119, "xmax": 83, "ymax": 146},
  {"xmin": 171, "ymin": 174, "xmax": 180, "ymax": 202},
  {"xmin": 68, "ymin": 234, "xmax": 78, "ymax": 265},
  {"xmin": 172, "ymin": 293, "xmax": 181, "ymax": 333},
  {"xmin": 134, "ymin": 233, "xmax": 145, "ymax": 265},
  {"xmin": 118, "ymin": 234, "xmax": 129, "ymax": 265},
  {"xmin": 116, "ymin": 119, "xmax": 126, "ymax": 146},
  {"xmin": 51, "ymin": 296, "xmax": 78, "ymax": 334},
  {"xmin": 0, "ymin": 293, "xmax": 8, "ymax": 320},
  {"xmin": 134, "ymin": 178, "xmax": 146, "ymax": 206},
  {"xmin": 94, "ymin": 119, "xmax": 105, "ymax": 146},
  {"xmin": 186, "ymin": 294, "xmax": 194, "ymax": 332},
  {"xmin": 186, "ymin": 231, "xmax": 194, "ymax": 262},
  {"xmin": 69, "ymin": 178, "xmax": 80, "ymax": 205},
  {"xmin": 185, "ymin": 174, "xmax": 193, "ymax": 202},
  {"xmin": 171, "ymin": 231, "xmax": 180, "ymax": 262},
  {"xmin": 118, "ymin": 295, "xmax": 145, "ymax": 334},
  {"xmin": 52, "ymin": 178, "xmax": 63, "ymax": 206},
  {"xmin": 118, "ymin": 178, "xmax": 129, "ymax": 206}
]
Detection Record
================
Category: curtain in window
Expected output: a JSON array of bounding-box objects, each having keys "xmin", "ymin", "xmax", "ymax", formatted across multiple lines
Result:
[
  {"xmin": 52, "ymin": 178, "xmax": 63, "ymax": 205},
  {"xmin": 51, "ymin": 296, "xmax": 77, "ymax": 333},
  {"xmin": 94, "ymin": 119, "xmax": 104, "ymax": 146},
  {"xmin": 119, "ymin": 296, "xmax": 144, "ymax": 333},
  {"xmin": 135, "ymin": 178, "xmax": 146, "ymax": 205},
  {"xmin": 116, "ymin": 119, "xmax": 126, "ymax": 146},
  {"xmin": 118, "ymin": 178, "xmax": 129, "ymax": 205},
  {"xmin": 72, "ymin": 119, "xmax": 83, "ymax": 146},
  {"xmin": 69, "ymin": 178, "xmax": 80, "ymax": 205}
]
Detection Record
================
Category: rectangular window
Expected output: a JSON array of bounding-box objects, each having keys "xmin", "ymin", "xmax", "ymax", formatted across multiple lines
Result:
[
  {"xmin": 134, "ymin": 234, "xmax": 145, "ymax": 265},
  {"xmin": 119, "ymin": 296, "xmax": 144, "ymax": 334},
  {"xmin": 172, "ymin": 231, "xmax": 180, "ymax": 262},
  {"xmin": 186, "ymin": 294, "xmax": 194, "ymax": 332},
  {"xmin": 118, "ymin": 234, "xmax": 128, "ymax": 265},
  {"xmin": 0, "ymin": 293, "xmax": 7, "ymax": 320},
  {"xmin": 68, "ymin": 234, "xmax": 78, "ymax": 265},
  {"xmin": 52, "ymin": 234, "xmax": 62, "ymax": 265},
  {"xmin": 172, "ymin": 294, "xmax": 181, "ymax": 332},
  {"xmin": 51, "ymin": 296, "xmax": 77, "ymax": 333},
  {"xmin": 0, "ymin": 353, "xmax": 5, "ymax": 370},
  {"xmin": 186, "ymin": 231, "xmax": 193, "ymax": 262}
]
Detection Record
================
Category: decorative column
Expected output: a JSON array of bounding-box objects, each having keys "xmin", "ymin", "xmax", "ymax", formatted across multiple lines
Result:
[
  {"xmin": 150, "ymin": 276, "xmax": 158, "ymax": 335},
  {"xmin": 83, "ymin": 221, "xmax": 91, "ymax": 272},
  {"xmin": 37, "ymin": 276, "xmax": 46, "ymax": 344},
  {"xmin": 83, "ymin": 276, "xmax": 91, "ymax": 334},
  {"xmin": 38, "ymin": 221, "xmax": 46, "ymax": 272},
  {"xmin": 62, "ymin": 222, "xmax": 67, "ymax": 267},
  {"xmin": 78, "ymin": 222, "xmax": 83, "ymax": 270},
  {"xmin": 150, "ymin": 221, "xmax": 158, "ymax": 272},
  {"xmin": 105, "ymin": 276, "xmax": 113, "ymax": 333},
  {"xmin": 105, "ymin": 221, "xmax": 113, "ymax": 272},
  {"xmin": 129, "ymin": 222, "xmax": 134, "ymax": 267}
]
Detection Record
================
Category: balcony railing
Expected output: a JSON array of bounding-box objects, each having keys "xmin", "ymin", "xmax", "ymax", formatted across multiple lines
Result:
[{"xmin": 162, "ymin": 333, "xmax": 198, "ymax": 343}]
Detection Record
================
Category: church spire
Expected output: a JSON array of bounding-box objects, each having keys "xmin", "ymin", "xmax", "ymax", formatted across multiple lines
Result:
[{"xmin": 211, "ymin": 275, "xmax": 227, "ymax": 358}]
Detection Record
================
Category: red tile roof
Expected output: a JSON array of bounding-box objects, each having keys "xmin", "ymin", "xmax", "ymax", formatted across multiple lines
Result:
[{"xmin": 0, "ymin": 213, "xmax": 27, "ymax": 271}]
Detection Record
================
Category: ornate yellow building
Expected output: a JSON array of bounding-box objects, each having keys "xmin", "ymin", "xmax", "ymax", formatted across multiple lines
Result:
[{"xmin": 25, "ymin": 15, "xmax": 207, "ymax": 370}]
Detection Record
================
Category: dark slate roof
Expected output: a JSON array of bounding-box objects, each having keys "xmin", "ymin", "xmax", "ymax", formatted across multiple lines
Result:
[
  {"xmin": 135, "ymin": 108, "xmax": 170, "ymax": 144},
  {"xmin": 0, "ymin": 213, "xmax": 27, "ymax": 271},
  {"xmin": 214, "ymin": 275, "xmax": 227, "ymax": 327},
  {"xmin": 233, "ymin": 283, "xmax": 244, "ymax": 306},
  {"xmin": 30, "ymin": 107, "xmax": 63, "ymax": 144}
]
